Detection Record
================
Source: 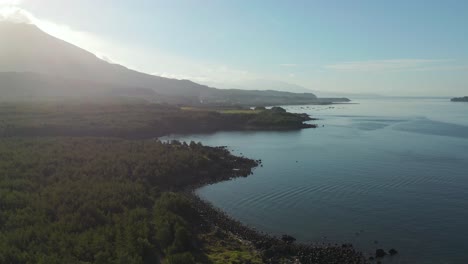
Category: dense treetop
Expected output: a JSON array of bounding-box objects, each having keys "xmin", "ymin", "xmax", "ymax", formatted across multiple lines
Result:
[
  {"xmin": 0, "ymin": 101, "xmax": 314, "ymax": 138},
  {"xmin": 0, "ymin": 137, "xmax": 258, "ymax": 264}
]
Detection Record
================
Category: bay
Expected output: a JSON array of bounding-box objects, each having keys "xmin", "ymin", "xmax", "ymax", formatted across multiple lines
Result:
[{"xmin": 167, "ymin": 98, "xmax": 468, "ymax": 264}]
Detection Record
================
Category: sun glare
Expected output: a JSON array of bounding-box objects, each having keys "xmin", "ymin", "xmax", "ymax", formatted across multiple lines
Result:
[
  {"xmin": 0, "ymin": 6, "xmax": 112, "ymax": 62},
  {"xmin": 0, "ymin": 6, "xmax": 32, "ymax": 23}
]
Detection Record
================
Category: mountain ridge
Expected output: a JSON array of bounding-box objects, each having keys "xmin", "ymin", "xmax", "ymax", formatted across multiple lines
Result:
[
  {"xmin": 0, "ymin": 22, "xmax": 214, "ymax": 97},
  {"xmin": 0, "ymin": 21, "xmax": 349, "ymax": 105}
]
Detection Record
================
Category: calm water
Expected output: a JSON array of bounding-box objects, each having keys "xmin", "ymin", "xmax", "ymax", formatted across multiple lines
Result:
[{"xmin": 169, "ymin": 98, "xmax": 468, "ymax": 264}]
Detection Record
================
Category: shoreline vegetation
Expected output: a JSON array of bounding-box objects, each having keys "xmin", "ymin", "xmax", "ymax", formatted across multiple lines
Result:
[
  {"xmin": 450, "ymin": 96, "xmax": 468, "ymax": 102},
  {"xmin": 186, "ymin": 193, "xmax": 368, "ymax": 264},
  {"xmin": 0, "ymin": 100, "xmax": 315, "ymax": 138},
  {"xmin": 0, "ymin": 99, "xmax": 379, "ymax": 263},
  {"xmin": 0, "ymin": 138, "xmax": 260, "ymax": 263},
  {"xmin": 0, "ymin": 137, "xmax": 368, "ymax": 264}
]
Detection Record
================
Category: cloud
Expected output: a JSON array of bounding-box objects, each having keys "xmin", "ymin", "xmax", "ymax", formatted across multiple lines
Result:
[
  {"xmin": 325, "ymin": 59, "xmax": 449, "ymax": 72},
  {"xmin": 279, "ymin": 64, "xmax": 298, "ymax": 67},
  {"xmin": 0, "ymin": 0, "xmax": 22, "ymax": 6},
  {"xmin": 1, "ymin": 7, "xmax": 108, "ymax": 56},
  {"xmin": 0, "ymin": 5, "xmax": 31, "ymax": 23}
]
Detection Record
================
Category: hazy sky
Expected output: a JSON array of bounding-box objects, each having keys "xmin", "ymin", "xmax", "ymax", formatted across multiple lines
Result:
[{"xmin": 1, "ymin": 0, "xmax": 468, "ymax": 96}]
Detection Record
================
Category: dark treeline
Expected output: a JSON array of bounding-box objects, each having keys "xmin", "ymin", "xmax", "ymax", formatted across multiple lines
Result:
[
  {"xmin": 0, "ymin": 101, "xmax": 314, "ymax": 138},
  {"xmin": 0, "ymin": 138, "xmax": 258, "ymax": 264},
  {"xmin": 450, "ymin": 96, "xmax": 468, "ymax": 102}
]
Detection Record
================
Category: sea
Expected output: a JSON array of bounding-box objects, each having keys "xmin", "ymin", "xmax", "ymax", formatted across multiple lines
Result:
[{"xmin": 168, "ymin": 97, "xmax": 468, "ymax": 264}]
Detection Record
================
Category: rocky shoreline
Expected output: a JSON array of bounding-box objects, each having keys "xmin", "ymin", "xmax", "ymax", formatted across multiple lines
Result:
[
  {"xmin": 185, "ymin": 192, "xmax": 370, "ymax": 264},
  {"xmin": 168, "ymin": 124, "xmax": 402, "ymax": 263}
]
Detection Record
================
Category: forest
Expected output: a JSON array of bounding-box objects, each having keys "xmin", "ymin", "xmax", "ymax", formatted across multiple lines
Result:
[
  {"xmin": 0, "ymin": 137, "xmax": 260, "ymax": 264},
  {"xmin": 0, "ymin": 101, "xmax": 315, "ymax": 138},
  {"xmin": 0, "ymin": 101, "xmax": 367, "ymax": 263}
]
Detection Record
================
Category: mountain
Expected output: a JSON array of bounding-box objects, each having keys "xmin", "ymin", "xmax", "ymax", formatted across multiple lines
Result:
[
  {"xmin": 0, "ymin": 22, "xmax": 213, "ymax": 98},
  {"xmin": 0, "ymin": 72, "xmax": 160, "ymax": 100},
  {"xmin": 204, "ymin": 79, "xmax": 360, "ymax": 101},
  {"xmin": 202, "ymin": 88, "xmax": 319, "ymax": 106},
  {"xmin": 311, "ymin": 90, "xmax": 383, "ymax": 99},
  {"xmin": 0, "ymin": 21, "xmax": 344, "ymax": 105},
  {"xmin": 202, "ymin": 79, "xmax": 315, "ymax": 93}
]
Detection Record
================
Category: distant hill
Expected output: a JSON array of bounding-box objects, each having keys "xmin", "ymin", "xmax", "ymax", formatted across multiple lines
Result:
[
  {"xmin": 203, "ymin": 79, "xmax": 315, "ymax": 93},
  {"xmin": 0, "ymin": 21, "xmax": 347, "ymax": 105},
  {"xmin": 451, "ymin": 96, "xmax": 468, "ymax": 102},
  {"xmin": 0, "ymin": 72, "xmax": 206, "ymax": 104},
  {"xmin": 0, "ymin": 72, "xmax": 157, "ymax": 98},
  {"xmin": 311, "ymin": 90, "xmax": 383, "ymax": 99},
  {"xmin": 202, "ymin": 79, "xmax": 353, "ymax": 104},
  {"xmin": 202, "ymin": 88, "xmax": 320, "ymax": 106}
]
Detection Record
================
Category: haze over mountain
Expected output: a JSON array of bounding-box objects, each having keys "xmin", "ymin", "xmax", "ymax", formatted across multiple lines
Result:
[
  {"xmin": 0, "ymin": 22, "xmax": 212, "ymax": 101},
  {"xmin": 203, "ymin": 79, "xmax": 315, "ymax": 94},
  {"xmin": 203, "ymin": 79, "xmax": 382, "ymax": 99},
  {"xmin": 0, "ymin": 21, "xmax": 348, "ymax": 105}
]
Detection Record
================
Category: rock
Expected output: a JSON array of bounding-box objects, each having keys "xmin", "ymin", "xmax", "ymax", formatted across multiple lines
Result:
[
  {"xmin": 281, "ymin": 234, "xmax": 296, "ymax": 244},
  {"xmin": 389, "ymin": 248, "xmax": 398, "ymax": 255},
  {"xmin": 375, "ymin": 249, "xmax": 387, "ymax": 258}
]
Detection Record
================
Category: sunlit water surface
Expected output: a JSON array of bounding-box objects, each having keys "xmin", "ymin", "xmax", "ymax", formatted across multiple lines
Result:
[{"xmin": 167, "ymin": 98, "xmax": 468, "ymax": 264}]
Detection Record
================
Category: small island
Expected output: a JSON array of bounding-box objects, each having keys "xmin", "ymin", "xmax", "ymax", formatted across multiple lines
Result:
[{"xmin": 451, "ymin": 96, "xmax": 468, "ymax": 102}]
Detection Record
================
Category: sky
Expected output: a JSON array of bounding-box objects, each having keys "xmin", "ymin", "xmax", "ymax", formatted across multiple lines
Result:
[{"xmin": 1, "ymin": 0, "xmax": 468, "ymax": 96}]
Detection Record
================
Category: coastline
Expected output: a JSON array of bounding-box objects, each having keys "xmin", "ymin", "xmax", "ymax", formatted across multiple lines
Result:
[
  {"xmin": 1, "ymin": 100, "xmax": 374, "ymax": 263},
  {"xmin": 186, "ymin": 191, "xmax": 369, "ymax": 263},
  {"xmin": 181, "ymin": 156, "xmax": 370, "ymax": 264},
  {"xmin": 0, "ymin": 102, "xmax": 317, "ymax": 139}
]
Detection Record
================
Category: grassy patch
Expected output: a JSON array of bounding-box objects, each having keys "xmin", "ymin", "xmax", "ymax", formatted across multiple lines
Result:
[
  {"xmin": 181, "ymin": 107, "xmax": 262, "ymax": 115},
  {"xmin": 200, "ymin": 229, "xmax": 262, "ymax": 264},
  {"xmin": 217, "ymin": 109, "xmax": 263, "ymax": 114}
]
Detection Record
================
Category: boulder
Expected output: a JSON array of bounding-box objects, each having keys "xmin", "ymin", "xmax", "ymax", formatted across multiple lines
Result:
[
  {"xmin": 376, "ymin": 249, "xmax": 387, "ymax": 258},
  {"xmin": 389, "ymin": 248, "xmax": 398, "ymax": 256},
  {"xmin": 281, "ymin": 234, "xmax": 296, "ymax": 244}
]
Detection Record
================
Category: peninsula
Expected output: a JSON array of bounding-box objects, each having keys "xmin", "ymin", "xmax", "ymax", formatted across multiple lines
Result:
[{"xmin": 0, "ymin": 100, "xmax": 315, "ymax": 138}]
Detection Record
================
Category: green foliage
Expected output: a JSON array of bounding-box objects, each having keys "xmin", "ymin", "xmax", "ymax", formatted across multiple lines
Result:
[
  {"xmin": 201, "ymin": 230, "xmax": 263, "ymax": 264},
  {"xmin": 0, "ymin": 101, "xmax": 311, "ymax": 138},
  {"xmin": 0, "ymin": 138, "xmax": 255, "ymax": 263},
  {"xmin": 154, "ymin": 193, "xmax": 197, "ymax": 255},
  {"xmin": 0, "ymin": 101, "xmax": 290, "ymax": 264},
  {"xmin": 248, "ymin": 109, "xmax": 310, "ymax": 128},
  {"xmin": 163, "ymin": 252, "xmax": 196, "ymax": 264}
]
